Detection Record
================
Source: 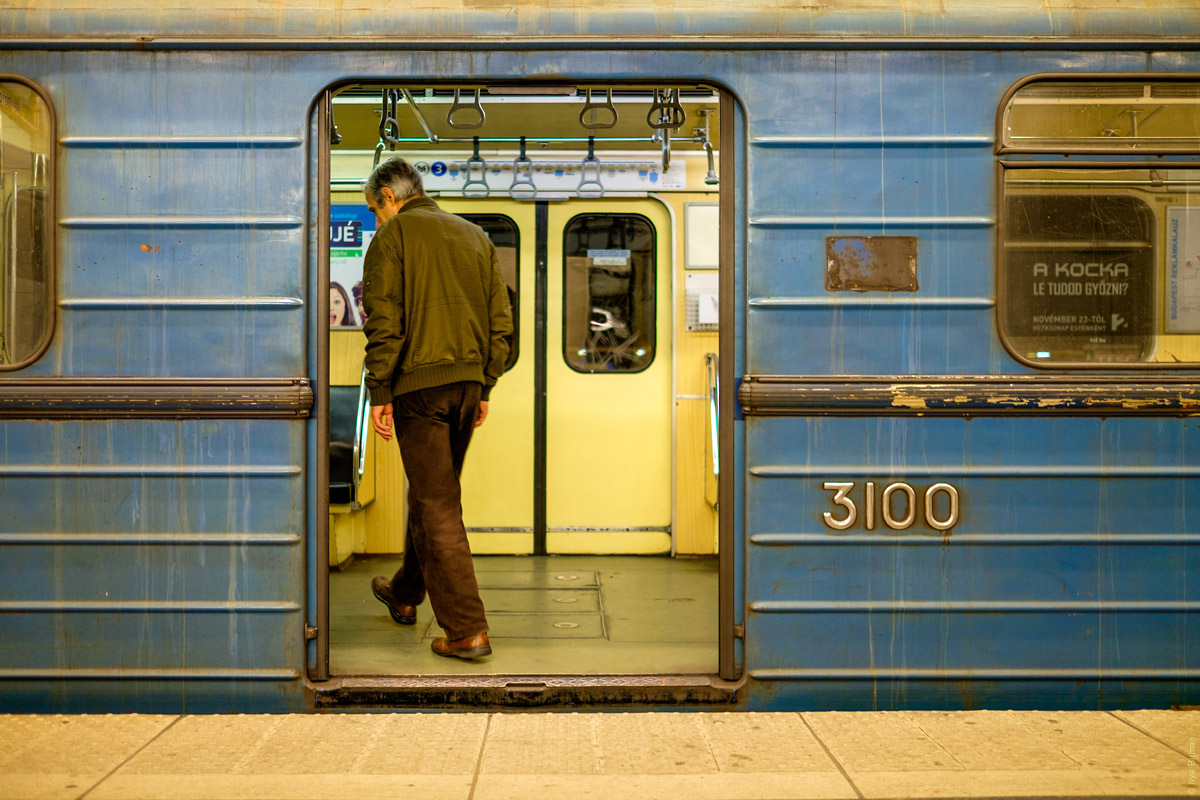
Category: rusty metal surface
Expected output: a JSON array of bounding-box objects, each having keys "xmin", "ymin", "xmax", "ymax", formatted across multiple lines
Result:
[
  {"xmin": 5, "ymin": 1, "xmax": 1200, "ymax": 42},
  {"xmin": 0, "ymin": 378, "xmax": 312, "ymax": 417},
  {"xmin": 739, "ymin": 375, "xmax": 1200, "ymax": 416},
  {"xmin": 826, "ymin": 236, "xmax": 919, "ymax": 292}
]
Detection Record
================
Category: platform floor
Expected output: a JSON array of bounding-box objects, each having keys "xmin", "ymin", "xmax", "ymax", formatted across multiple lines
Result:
[
  {"xmin": 2, "ymin": 709, "xmax": 1196, "ymax": 799},
  {"xmin": 330, "ymin": 555, "xmax": 719, "ymax": 675}
]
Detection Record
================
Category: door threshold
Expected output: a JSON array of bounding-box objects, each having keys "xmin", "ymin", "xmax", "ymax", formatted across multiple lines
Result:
[{"xmin": 314, "ymin": 674, "xmax": 739, "ymax": 709}]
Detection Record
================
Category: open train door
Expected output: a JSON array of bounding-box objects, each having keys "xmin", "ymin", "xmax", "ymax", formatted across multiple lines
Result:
[{"xmin": 309, "ymin": 84, "xmax": 741, "ymax": 703}]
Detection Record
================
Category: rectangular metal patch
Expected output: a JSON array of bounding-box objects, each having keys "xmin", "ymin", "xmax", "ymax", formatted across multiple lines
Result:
[{"xmin": 826, "ymin": 236, "xmax": 919, "ymax": 292}]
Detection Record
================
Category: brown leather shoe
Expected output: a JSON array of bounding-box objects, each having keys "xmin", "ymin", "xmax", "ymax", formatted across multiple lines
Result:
[
  {"xmin": 371, "ymin": 576, "xmax": 416, "ymax": 625},
  {"xmin": 431, "ymin": 632, "xmax": 492, "ymax": 660}
]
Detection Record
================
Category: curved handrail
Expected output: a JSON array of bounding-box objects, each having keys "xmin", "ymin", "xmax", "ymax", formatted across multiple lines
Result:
[{"xmin": 354, "ymin": 364, "xmax": 369, "ymax": 491}]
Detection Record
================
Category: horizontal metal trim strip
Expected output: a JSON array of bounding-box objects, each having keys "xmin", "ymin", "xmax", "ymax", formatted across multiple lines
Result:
[
  {"xmin": 6, "ymin": 36, "xmax": 1200, "ymax": 52},
  {"xmin": 0, "ymin": 465, "xmax": 300, "ymax": 477},
  {"xmin": 751, "ymin": 668, "xmax": 1200, "ymax": 682},
  {"xmin": 0, "ymin": 668, "xmax": 300, "ymax": 680},
  {"xmin": 0, "ymin": 378, "xmax": 312, "ymax": 419},
  {"xmin": 547, "ymin": 526, "xmax": 671, "ymax": 532},
  {"xmin": 750, "ymin": 465, "xmax": 1200, "ymax": 478},
  {"xmin": 61, "ymin": 216, "xmax": 302, "ymax": 229},
  {"xmin": 752, "ymin": 135, "xmax": 993, "ymax": 148},
  {"xmin": 739, "ymin": 375, "xmax": 1200, "ymax": 417},
  {"xmin": 60, "ymin": 297, "xmax": 303, "ymax": 309},
  {"xmin": 749, "ymin": 215, "xmax": 993, "ymax": 228},
  {"xmin": 0, "ymin": 533, "xmax": 301, "ymax": 545},
  {"xmin": 61, "ymin": 135, "xmax": 303, "ymax": 149},
  {"xmin": 750, "ymin": 533, "xmax": 1200, "ymax": 546},
  {"xmin": 0, "ymin": 601, "xmax": 300, "ymax": 612},
  {"xmin": 465, "ymin": 527, "xmax": 533, "ymax": 533},
  {"xmin": 750, "ymin": 600, "xmax": 1200, "ymax": 613},
  {"xmin": 748, "ymin": 297, "xmax": 994, "ymax": 309}
]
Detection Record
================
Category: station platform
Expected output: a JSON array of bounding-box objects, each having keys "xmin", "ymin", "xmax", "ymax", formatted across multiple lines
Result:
[{"xmin": 2, "ymin": 708, "xmax": 1196, "ymax": 800}]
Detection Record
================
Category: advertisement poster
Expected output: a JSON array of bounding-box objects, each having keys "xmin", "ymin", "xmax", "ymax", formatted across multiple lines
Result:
[
  {"xmin": 329, "ymin": 204, "xmax": 376, "ymax": 328},
  {"xmin": 1166, "ymin": 207, "xmax": 1200, "ymax": 334}
]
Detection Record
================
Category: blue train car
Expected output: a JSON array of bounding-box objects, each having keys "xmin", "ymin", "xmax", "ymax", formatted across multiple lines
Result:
[{"xmin": 1, "ymin": 0, "xmax": 1199, "ymax": 712}]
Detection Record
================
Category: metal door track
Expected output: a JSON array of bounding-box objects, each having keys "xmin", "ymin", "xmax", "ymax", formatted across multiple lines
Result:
[{"xmin": 314, "ymin": 674, "xmax": 738, "ymax": 709}]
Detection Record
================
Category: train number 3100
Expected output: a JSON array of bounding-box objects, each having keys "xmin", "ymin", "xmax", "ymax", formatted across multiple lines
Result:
[{"xmin": 821, "ymin": 481, "xmax": 960, "ymax": 532}]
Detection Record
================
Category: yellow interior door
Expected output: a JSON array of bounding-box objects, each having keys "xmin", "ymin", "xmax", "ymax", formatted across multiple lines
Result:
[
  {"xmin": 438, "ymin": 198, "xmax": 537, "ymax": 554},
  {"xmin": 546, "ymin": 199, "xmax": 673, "ymax": 554}
]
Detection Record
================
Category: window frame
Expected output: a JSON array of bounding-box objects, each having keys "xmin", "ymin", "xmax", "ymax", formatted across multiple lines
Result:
[
  {"xmin": 559, "ymin": 211, "xmax": 658, "ymax": 375},
  {"xmin": 995, "ymin": 73, "xmax": 1200, "ymax": 370},
  {"xmin": 456, "ymin": 211, "xmax": 520, "ymax": 372},
  {"xmin": 0, "ymin": 74, "xmax": 56, "ymax": 372}
]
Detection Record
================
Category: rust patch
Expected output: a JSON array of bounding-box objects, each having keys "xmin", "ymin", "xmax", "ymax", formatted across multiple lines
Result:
[{"xmin": 826, "ymin": 236, "xmax": 918, "ymax": 292}]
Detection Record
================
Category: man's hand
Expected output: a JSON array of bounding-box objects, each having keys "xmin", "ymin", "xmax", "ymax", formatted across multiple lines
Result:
[
  {"xmin": 371, "ymin": 403, "xmax": 393, "ymax": 440},
  {"xmin": 475, "ymin": 400, "xmax": 489, "ymax": 428}
]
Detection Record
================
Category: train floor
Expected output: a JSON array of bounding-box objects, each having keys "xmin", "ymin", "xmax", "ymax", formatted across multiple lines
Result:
[
  {"xmin": 329, "ymin": 554, "xmax": 719, "ymax": 676},
  {"xmin": 3, "ymin": 708, "xmax": 1195, "ymax": 799}
]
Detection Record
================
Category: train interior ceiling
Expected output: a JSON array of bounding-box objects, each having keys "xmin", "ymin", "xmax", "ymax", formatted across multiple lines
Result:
[{"xmin": 323, "ymin": 84, "xmax": 722, "ymax": 676}]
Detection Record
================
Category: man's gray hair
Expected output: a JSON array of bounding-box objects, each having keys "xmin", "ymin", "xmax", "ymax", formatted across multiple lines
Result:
[{"xmin": 364, "ymin": 156, "xmax": 425, "ymax": 204}]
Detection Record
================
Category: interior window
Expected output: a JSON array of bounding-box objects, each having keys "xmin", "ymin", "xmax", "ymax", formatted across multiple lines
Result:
[
  {"xmin": 458, "ymin": 213, "xmax": 519, "ymax": 370},
  {"xmin": 999, "ymin": 78, "xmax": 1200, "ymax": 366},
  {"xmin": 1002, "ymin": 79, "xmax": 1200, "ymax": 152},
  {"xmin": 0, "ymin": 79, "xmax": 52, "ymax": 368},
  {"xmin": 562, "ymin": 213, "xmax": 656, "ymax": 373}
]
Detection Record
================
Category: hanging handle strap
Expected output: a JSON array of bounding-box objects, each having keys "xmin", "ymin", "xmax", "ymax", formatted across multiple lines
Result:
[
  {"xmin": 577, "ymin": 135, "xmax": 604, "ymax": 199},
  {"xmin": 462, "ymin": 136, "xmax": 490, "ymax": 198},
  {"xmin": 579, "ymin": 88, "xmax": 618, "ymax": 129},
  {"xmin": 509, "ymin": 136, "xmax": 537, "ymax": 200},
  {"xmin": 646, "ymin": 88, "xmax": 686, "ymax": 130},
  {"xmin": 447, "ymin": 89, "xmax": 486, "ymax": 130}
]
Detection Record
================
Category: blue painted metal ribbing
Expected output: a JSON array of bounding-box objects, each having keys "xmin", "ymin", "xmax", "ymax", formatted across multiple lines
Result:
[
  {"xmin": 749, "ymin": 215, "xmax": 994, "ymax": 228},
  {"xmin": 61, "ymin": 135, "xmax": 303, "ymax": 148},
  {"xmin": 750, "ymin": 601, "xmax": 1200, "ymax": 612},
  {"xmin": 59, "ymin": 298, "xmax": 303, "ymax": 308},
  {"xmin": 60, "ymin": 216, "xmax": 303, "ymax": 229},
  {"xmin": 0, "ymin": 669, "xmax": 301, "ymax": 680},
  {"xmin": 0, "ymin": 533, "xmax": 301, "ymax": 544},
  {"xmin": 750, "ymin": 533, "xmax": 1200, "ymax": 545},
  {"xmin": 0, "ymin": 465, "xmax": 299, "ymax": 476},
  {"xmin": 751, "ymin": 669, "xmax": 1200, "ymax": 681},
  {"xmin": 748, "ymin": 297, "xmax": 994, "ymax": 308},
  {"xmin": 752, "ymin": 135, "xmax": 993, "ymax": 147},
  {"xmin": 750, "ymin": 465, "xmax": 1200, "ymax": 477},
  {"xmin": 0, "ymin": 601, "xmax": 300, "ymax": 611}
]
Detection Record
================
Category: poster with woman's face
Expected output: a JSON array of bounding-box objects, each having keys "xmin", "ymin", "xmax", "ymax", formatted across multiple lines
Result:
[{"xmin": 329, "ymin": 205, "xmax": 377, "ymax": 328}]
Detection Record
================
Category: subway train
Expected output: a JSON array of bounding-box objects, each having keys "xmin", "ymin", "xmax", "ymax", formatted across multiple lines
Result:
[{"xmin": 1, "ymin": 0, "xmax": 1199, "ymax": 712}]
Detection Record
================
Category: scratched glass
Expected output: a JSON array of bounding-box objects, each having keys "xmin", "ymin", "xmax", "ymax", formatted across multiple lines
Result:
[
  {"xmin": 1001, "ymin": 167, "xmax": 1200, "ymax": 364},
  {"xmin": 0, "ymin": 80, "xmax": 52, "ymax": 369}
]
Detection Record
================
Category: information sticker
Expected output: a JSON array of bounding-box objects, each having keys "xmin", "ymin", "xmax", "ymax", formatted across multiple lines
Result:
[{"xmin": 588, "ymin": 248, "xmax": 630, "ymax": 266}]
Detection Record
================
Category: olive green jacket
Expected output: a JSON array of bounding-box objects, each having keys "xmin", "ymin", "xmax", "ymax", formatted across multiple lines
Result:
[{"xmin": 362, "ymin": 197, "xmax": 513, "ymax": 406}]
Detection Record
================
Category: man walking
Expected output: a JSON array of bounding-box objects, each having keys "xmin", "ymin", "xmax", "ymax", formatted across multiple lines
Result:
[{"xmin": 360, "ymin": 156, "xmax": 512, "ymax": 660}]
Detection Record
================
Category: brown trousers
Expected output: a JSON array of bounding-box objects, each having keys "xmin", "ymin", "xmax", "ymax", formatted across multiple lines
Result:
[{"xmin": 387, "ymin": 381, "xmax": 488, "ymax": 640}]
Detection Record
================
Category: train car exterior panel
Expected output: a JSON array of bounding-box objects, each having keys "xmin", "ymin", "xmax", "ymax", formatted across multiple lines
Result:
[
  {"xmin": 1, "ymin": 0, "xmax": 1199, "ymax": 710},
  {"xmin": 744, "ymin": 414, "xmax": 1200, "ymax": 707}
]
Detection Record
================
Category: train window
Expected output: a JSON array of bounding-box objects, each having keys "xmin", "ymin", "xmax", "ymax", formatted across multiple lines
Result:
[
  {"xmin": 1002, "ymin": 78, "xmax": 1200, "ymax": 153},
  {"xmin": 458, "ymin": 213, "xmax": 519, "ymax": 371},
  {"xmin": 562, "ymin": 213, "xmax": 656, "ymax": 373},
  {"xmin": 1002, "ymin": 168, "xmax": 1200, "ymax": 365},
  {"xmin": 1000, "ymin": 77, "xmax": 1200, "ymax": 366},
  {"xmin": 0, "ymin": 78, "xmax": 53, "ymax": 369}
]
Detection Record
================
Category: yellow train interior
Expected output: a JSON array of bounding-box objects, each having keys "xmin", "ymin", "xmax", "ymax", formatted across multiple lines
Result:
[{"xmin": 324, "ymin": 84, "xmax": 722, "ymax": 675}]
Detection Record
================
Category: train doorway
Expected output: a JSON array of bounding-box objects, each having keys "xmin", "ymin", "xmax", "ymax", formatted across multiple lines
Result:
[{"xmin": 316, "ymin": 84, "xmax": 726, "ymax": 685}]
